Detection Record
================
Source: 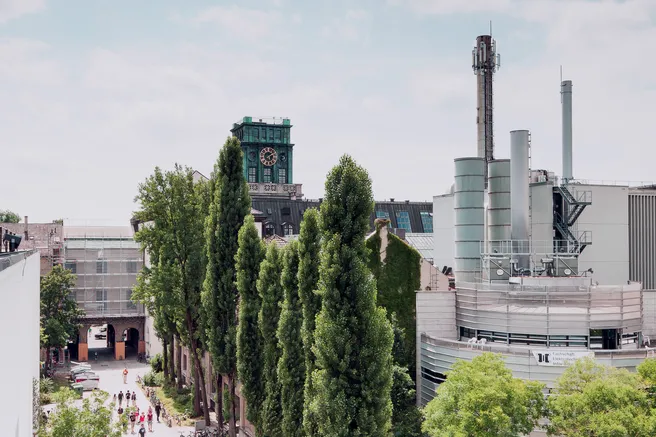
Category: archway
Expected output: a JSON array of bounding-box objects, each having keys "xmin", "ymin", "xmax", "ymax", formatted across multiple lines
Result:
[{"xmin": 122, "ymin": 327, "xmax": 140, "ymax": 359}]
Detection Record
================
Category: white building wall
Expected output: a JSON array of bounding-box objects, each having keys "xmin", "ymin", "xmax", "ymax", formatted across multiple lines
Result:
[
  {"xmin": 432, "ymin": 194, "xmax": 454, "ymax": 271},
  {"xmin": 0, "ymin": 251, "xmax": 40, "ymax": 436},
  {"xmin": 574, "ymin": 185, "xmax": 629, "ymax": 285}
]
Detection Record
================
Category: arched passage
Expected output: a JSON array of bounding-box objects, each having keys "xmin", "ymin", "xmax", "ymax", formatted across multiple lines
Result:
[{"xmin": 71, "ymin": 317, "xmax": 145, "ymax": 362}]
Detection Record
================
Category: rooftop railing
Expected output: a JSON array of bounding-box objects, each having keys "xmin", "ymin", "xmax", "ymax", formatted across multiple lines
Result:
[{"xmin": 0, "ymin": 250, "xmax": 38, "ymax": 274}]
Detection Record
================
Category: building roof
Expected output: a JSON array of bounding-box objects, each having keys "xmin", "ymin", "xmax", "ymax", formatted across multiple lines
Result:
[
  {"xmin": 251, "ymin": 198, "xmax": 433, "ymax": 236},
  {"xmin": 404, "ymin": 233, "xmax": 434, "ymax": 260},
  {"xmin": 0, "ymin": 222, "xmax": 63, "ymax": 256}
]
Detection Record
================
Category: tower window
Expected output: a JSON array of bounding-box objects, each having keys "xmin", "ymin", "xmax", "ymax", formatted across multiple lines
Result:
[
  {"xmin": 265, "ymin": 222, "xmax": 276, "ymax": 237},
  {"xmin": 263, "ymin": 168, "xmax": 272, "ymax": 183},
  {"xmin": 268, "ymin": 129, "xmax": 274, "ymax": 142},
  {"xmin": 278, "ymin": 168, "xmax": 287, "ymax": 184},
  {"xmin": 275, "ymin": 129, "xmax": 281, "ymax": 143},
  {"xmin": 282, "ymin": 223, "xmax": 294, "ymax": 236},
  {"xmin": 248, "ymin": 167, "xmax": 257, "ymax": 183},
  {"xmin": 253, "ymin": 128, "xmax": 259, "ymax": 141}
]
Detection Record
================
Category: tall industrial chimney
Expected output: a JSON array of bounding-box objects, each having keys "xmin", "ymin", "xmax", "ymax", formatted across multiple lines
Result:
[
  {"xmin": 510, "ymin": 130, "xmax": 530, "ymax": 270},
  {"xmin": 472, "ymin": 35, "xmax": 500, "ymax": 184},
  {"xmin": 561, "ymin": 80, "xmax": 573, "ymax": 182}
]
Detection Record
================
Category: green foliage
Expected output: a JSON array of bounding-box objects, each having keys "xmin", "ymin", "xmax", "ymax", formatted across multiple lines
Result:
[
  {"xmin": 203, "ymin": 136, "xmax": 251, "ymax": 377},
  {"xmin": 309, "ymin": 155, "xmax": 395, "ymax": 437},
  {"xmin": 258, "ymin": 243, "xmax": 285, "ymax": 437},
  {"xmin": 277, "ymin": 241, "xmax": 305, "ymax": 437},
  {"xmin": 638, "ymin": 357, "xmax": 656, "ymax": 402},
  {"xmin": 391, "ymin": 366, "xmax": 424, "ymax": 437},
  {"xmin": 40, "ymin": 265, "xmax": 84, "ymax": 368},
  {"xmin": 297, "ymin": 208, "xmax": 322, "ymax": 437},
  {"xmin": 143, "ymin": 371, "xmax": 164, "ymax": 387},
  {"xmin": 236, "ymin": 214, "xmax": 266, "ymax": 427},
  {"xmin": 0, "ymin": 209, "xmax": 20, "ymax": 223},
  {"xmin": 133, "ymin": 164, "xmax": 209, "ymax": 419},
  {"xmin": 422, "ymin": 353, "xmax": 545, "ymax": 437},
  {"xmin": 547, "ymin": 357, "xmax": 656, "ymax": 436},
  {"xmin": 38, "ymin": 389, "xmax": 122, "ymax": 437},
  {"xmin": 365, "ymin": 225, "xmax": 421, "ymax": 372},
  {"xmin": 150, "ymin": 353, "xmax": 163, "ymax": 373}
]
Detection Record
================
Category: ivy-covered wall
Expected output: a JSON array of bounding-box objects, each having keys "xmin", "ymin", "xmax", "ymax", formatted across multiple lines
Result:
[{"xmin": 366, "ymin": 221, "xmax": 421, "ymax": 375}]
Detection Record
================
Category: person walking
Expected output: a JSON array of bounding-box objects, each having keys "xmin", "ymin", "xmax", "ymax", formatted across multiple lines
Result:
[
  {"xmin": 113, "ymin": 393, "xmax": 117, "ymax": 403},
  {"xmin": 132, "ymin": 391, "xmax": 137, "ymax": 407},
  {"xmin": 154, "ymin": 401, "xmax": 161, "ymax": 423},
  {"xmin": 123, "ymin": 366, "xmax": 129, "ymax": 384},
  {"xmin": 147, "ymin": 407, "xmax": 153, "ymax": 432},
  {"xmin": 118, "ymin": 391, "xmax": 124, "ymax": 407},
  {"xmin": 139, "ymin": 412, "xmax": 146, "ymax": 430},
  {"xmin": 129, "ymin": 410, "xmax": 137, "ymax": 434},
  {"xmin": 138, "ymin": 423, "xmax": 146, "ymax": 437}
]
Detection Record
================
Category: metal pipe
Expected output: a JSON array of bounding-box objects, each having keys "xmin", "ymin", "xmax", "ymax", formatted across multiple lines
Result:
[
  {"xmin": 562, "ymin": 80, "xmax": 573, "ymax": 182},
  {"xmin": 510, "ymin": 130, "xmax": 530, "ymax": 269}
]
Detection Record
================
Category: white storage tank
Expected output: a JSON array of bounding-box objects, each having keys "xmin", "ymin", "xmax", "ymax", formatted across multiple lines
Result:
[
  {"xmin": 488, "ymin": 159, "xmax": 511, "ymax": 246},
  {"xmin": 454, "ymin": 157, "xmax": 486, "ymax": 283}
]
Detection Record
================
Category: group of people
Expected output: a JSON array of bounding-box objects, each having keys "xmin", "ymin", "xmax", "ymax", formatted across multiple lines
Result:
[{"xmin": 113, "ymin": 385, "xmax": 161, "ymax": 435}]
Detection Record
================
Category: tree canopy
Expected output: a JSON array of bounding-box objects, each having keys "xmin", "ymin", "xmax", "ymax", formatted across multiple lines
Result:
[
  {"xmin": 40, "ymin": 265, "xmax": 83, "ymax": 369},
  {"xmin": 0, "ymin": 209, "xmax": 20, "ymax": 223},
  {"xmin": 309, "ymin": 155, "xmax": 395, "ymax": 437},
  {"xmin": 548, "ymin": 357, "xmax": 656, "ymax": 436},
  {"xmin": 423, "ymin": 353, "xmax": 545, "ymax": 437}
]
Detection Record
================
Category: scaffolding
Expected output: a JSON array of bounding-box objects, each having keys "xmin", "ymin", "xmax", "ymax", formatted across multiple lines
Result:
[{"xmin": 63, "ymin": 226, "xmax": 145, "ymax": 319}]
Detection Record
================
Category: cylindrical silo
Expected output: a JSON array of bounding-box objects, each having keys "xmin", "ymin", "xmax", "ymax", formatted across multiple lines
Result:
[
  {"xmin": 454, "ymin": 157, "xmax": 486, "ymax": 283},
  {"xmin": 488, "ymin": 159, "xmax": 511, "ymax": 248},
  {"xmin": 510, "ymin": 130, "xmax": 530, "ymax": 270}
]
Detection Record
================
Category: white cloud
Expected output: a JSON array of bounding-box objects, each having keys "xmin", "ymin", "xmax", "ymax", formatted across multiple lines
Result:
[
  {"xmin": 388, "ymin": 0, "xmax": 511, "ymax": 15},
  {"xmin": 0, "ymin": 38, "xmax": 63, "ymax": 84},
  {"xmin": 0, "ymin": 0, "xmax": 45, "ymax": 23},
  {"xmin": 322, "ymin": 9, "xmax": 372, "ymax": 43},
  {"xmin": 194, "ymin": 6, "xmax": 282, "ymax": 41}
]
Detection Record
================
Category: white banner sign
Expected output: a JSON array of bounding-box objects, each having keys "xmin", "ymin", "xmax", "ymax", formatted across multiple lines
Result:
[{"xmin": 532, "ymin": 350, "xmax": 594, "ymax": 366}]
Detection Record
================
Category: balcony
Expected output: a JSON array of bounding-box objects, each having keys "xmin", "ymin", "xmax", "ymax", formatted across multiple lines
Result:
[{"xmin": 79, "ymin": 300, "xmax": 145, "ymax": 318}]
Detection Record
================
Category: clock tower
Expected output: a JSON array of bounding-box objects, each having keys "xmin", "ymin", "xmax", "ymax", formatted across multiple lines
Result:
[{"xmin": 230, "ymin": 116, "xmax": 302, "ymax": 198}]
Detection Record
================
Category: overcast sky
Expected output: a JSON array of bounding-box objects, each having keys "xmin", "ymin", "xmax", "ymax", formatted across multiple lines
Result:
[{"xmin": 2, "ymin": 0, "xmax": 654, "ymax": 224}]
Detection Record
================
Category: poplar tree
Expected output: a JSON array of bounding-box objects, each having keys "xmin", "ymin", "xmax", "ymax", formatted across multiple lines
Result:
[
  {"xmin": 258, "ymin": 243, "xmax": 284, "ymax": 437},
  {"xmin": 277, "ymin": 240, "xmax": 305, "ymax": 437},
  {"xmin": 297, "ymin": 208, "xmax": 322, "ymax": 436},
  {"xmin": 236, "ymin": 215, "xmax": 266, "ymax": 430},
  {"xmin": 202, "ymin": 137, "xmax": 251, "ymax": 436},
  {"xmin": 309, "ymin": 155, "xmax": 395, "ymax": 436}
]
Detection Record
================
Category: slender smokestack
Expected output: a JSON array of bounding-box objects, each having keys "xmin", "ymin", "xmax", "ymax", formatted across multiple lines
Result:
[
  {"xmin": 510, "ymin": 130, "xmax": 530, "ymax": 270},
  {"xmin": 561, "ymin": 80, "xmax": 573, "ymax": 182}
]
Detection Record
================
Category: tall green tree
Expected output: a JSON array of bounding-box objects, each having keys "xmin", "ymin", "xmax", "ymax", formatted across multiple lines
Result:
[
  {"xmin": 202, "ymin": 137, "xmax": 251, "ymax": 436},
  {"xmin": 236, "ymin": 215, "xmax": 266, "ymax": 431},
  {"xmin": 38, "ymin": 389, "xmax": 121, "ymax": 437},
  {"xmin": 40, "ymin": 265, "xmax": 84, "ymax": 371},
  {"xmin": 297, "ymin": 208, "xmax": 322, "ymax": 436},
  {"xmin": 277, "ymin": 240, "xmax": 305, "ymax": 437},
  {"xmin": 309, "ymin": 155, "xmax": 395, "ymax": 437},
  {"xmin": 423, "ymin": 353, "xmax": 545, "ymax": 437},
  {"xmin": 548, "ymin": 357, "xmax": 656, "ymax": 436},
  {"xmin": 0, "ymin": 209, "xmax": 20, "ymax": 223},
  {"xmin": 390, "ymin": 365, "xmax": 423, "ymax": 437},
  {"xmin": 134, "ymin": 165, "xmax": 210, "ymax": 424},
  {"xmin": 258, "ymin": 243, "xmax": 284, "ymax": 437}
]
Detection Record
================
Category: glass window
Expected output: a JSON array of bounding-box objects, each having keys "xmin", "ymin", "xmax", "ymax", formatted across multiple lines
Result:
[
  {"xmin": 96, "ymin": 259, "xmax": 108, "ymax": 274},
  {"xmin": 278, "ymin": 168, "xmax": 287, "ymax": 184},
  {"xmin": 420, "ymin": 211, "xmax": 433, "ymax": 233},
  {"xmin": 96, "ymin": 289, "xmax": 107, "ymax": 301},
  {"xmin": 127, "ymin": 260, "xmax": 138, "ymax": 274},
  {"xmin": 283, "ymin": 129, "xmax": 289, "ymax": 144},
  {"xmin": 265, "ymin": 222, "xmax": 276, "ymax": 237},
  {"xmin": 64, "ymin": 261, "xmax": 77, "ymax": 274},
  {"xmin": 263, "ymin": 168, "xmax": 272, "ymax": 183},
  {"xmin": 248, "ymin": 167, "xmax": 257, "ymax": 183},
  {"xmin": 126, "ymin": 289, "xmax": 137, "ymax": 310},
  {"xmin": 268, "ymin": 129, "xmax": 274, "ymax": 142},
  {"xmin": 283, "ymin": 223, "xmax": 294, "ymax": 236},
  {"xmin": 396, "ymin": 211, "xmax": 412, "ymax": 232},
  {"xmin": 275, "ymin": 129, "xmax": 281, "ymax": 143},
  {"xmin": 253, "ymin": 128, "xmax": 259, "ymax": 141}
]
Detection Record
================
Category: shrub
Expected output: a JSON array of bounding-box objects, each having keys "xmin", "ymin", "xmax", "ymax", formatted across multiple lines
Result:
[
  {"xmin": 143, "ymin": 371, "xmax": 164, "ymax": 387},
  {"xmin": 150, "ymin": 353, "xmax": 163, "ymax": 373}
]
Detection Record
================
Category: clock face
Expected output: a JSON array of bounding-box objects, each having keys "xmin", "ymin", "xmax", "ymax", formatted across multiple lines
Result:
[{"xmin": 260, "ymin": 147, "xmax": 277, "ymax": 166}]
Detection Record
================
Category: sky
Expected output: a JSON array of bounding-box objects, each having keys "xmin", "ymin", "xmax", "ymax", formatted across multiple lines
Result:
[{"xmin": 2, "ymin": 0, "xmax": 655, "ymax": 225}]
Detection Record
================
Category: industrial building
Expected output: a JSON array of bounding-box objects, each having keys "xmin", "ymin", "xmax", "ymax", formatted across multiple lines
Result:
[{"xmin": 419, "ymin": 33, "xmax": 656, "ymax": 419}]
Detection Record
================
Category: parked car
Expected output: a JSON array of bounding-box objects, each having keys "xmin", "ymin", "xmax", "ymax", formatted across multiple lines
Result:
[
  {"xmin": 72, "ymin": 372, "xmax": 100, "ymax": 391},
  {"xmin": 99, "ymin": 326, "xmax": 107, "ymax": 333},
  {"xmin": 70, "ymin": 366, "xmax": 92, "ymax": 380},
  {"xmin": 94, "ymin": 333, "xmax": 106, "ymax": 340}
]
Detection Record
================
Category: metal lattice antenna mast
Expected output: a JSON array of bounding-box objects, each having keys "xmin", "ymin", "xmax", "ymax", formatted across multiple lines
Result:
[{"xmin": 472, "ymin": 28, "xmax": 501, "ymax": 186}]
